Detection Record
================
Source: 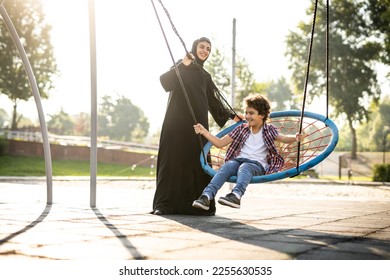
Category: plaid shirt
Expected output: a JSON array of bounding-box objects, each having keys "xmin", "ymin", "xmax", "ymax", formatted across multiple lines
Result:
[{"xmin": 225, "ymin": 123, "xmax": 284, "ymax": 174}]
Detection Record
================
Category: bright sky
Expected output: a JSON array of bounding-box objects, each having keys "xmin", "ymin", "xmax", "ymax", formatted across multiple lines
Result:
[{"xmin": 1, "ymin": 0, "xmax": 327, "ymax": 133}]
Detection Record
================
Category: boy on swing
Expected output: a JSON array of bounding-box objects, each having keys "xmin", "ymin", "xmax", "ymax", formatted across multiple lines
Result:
[{"xmin": 192, "ymin": 94, "xmax": 304, "ymax": 210}]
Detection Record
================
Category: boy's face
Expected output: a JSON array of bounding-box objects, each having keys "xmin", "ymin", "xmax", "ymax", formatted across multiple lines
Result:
[{"xmin": 244, "ymin": 106, "xmax": 264, "ymax": 127}]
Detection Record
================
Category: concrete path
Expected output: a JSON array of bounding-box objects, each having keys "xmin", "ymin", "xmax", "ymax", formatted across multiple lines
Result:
[{"xmin": 1, "ymin": 177, "xmax": 389, "ymax": 261}]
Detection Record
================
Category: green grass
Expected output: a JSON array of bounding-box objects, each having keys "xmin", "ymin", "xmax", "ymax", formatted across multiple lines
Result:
[
  {"xmin": 0, "ymin": 155, "xmax": 376, "ymax": 182},
  {"xmin": 0, "ymin": 155, "xmax": 155, "ymax": 177}
]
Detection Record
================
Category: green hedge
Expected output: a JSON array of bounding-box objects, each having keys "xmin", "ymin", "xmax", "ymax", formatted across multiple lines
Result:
[{"xmin": 372, "ymin": 164, "xmax": 390, "ymax": 182}]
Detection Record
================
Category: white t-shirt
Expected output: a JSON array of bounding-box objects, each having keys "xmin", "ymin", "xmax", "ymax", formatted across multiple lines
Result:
[{"xmin": 237, "ymin": 127, "xmax": 268, "ymax": 170}]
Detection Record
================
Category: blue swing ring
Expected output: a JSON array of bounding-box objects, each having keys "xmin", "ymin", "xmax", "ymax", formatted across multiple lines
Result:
[{"xmin": 200, "ymin": 110, "xmax": 339, "ymax": 183}]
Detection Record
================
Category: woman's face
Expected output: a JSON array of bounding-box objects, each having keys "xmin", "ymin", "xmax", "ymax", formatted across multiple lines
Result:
[{"xmin": 196, "ymin": 41, "xmax": 211, "ymax": 61}]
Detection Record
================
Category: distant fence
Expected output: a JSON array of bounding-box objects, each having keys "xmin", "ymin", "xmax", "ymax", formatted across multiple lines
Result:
[
  {"xmin": 0, "ymin": 129, "xmax": 158, "ymax": 152},
  {"xmin": 1, "ymin": 130, "xmax": 158, "ymax": 168}
]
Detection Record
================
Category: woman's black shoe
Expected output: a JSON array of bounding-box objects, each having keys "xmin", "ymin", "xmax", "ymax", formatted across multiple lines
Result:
[{"xmin": 152, "ymin": 209, "xmax": 166, "ymax": 215}]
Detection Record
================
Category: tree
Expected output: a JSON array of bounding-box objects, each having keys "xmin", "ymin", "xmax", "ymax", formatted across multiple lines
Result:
[
  {"xmin": 0, "ymin": 0, "xmax": 58, "ymax": 129},
  {"xmin": 206, "ymin": 47, "xmax": 231, "ymax": 95},
  {"xmin": 234, "ymin": 56, "xmax": 257, "ymax": 108},
  {"xmin": 97, "ymin": 95, "xmax": 149, "ymax": 142},
  {"xmin": 207, "ymin": 48, "xmax": 296, "ymax": 119},
  {"xmin": 286, "ymin": 0, "xmax": 381, "ymax": 159},
  {"xmin": 365, "ymin": 0, "xmax": 390, "ymax": 68},
  {"xmin": 206, "ymin": 48, "xmax": 263, "ymax": 111},
  {"xmin": 73, "ymin": 112, "xmax": 90, "ymax": 136},
  {"xmin": 205, "ymin": 47, "xmax": 232, "ymax": 130},
  {"xmin": 232, "ymin": 58, "xmax": 298, "ymax": 112},
  {"xmin": 357, "ymin": 97, "xmax": 390, "ymax": 151},
  {"xmin": 47, "ymin": 108, "xmax": 75, "ymax": 135},
  {"xmin": 206, "ymin": 49, "xmax": 263, "ymax": 129},
  {"xmin": 267, "ymin": 77, "xmax": 298, "ymax": 111},
  {"xmin": 0, "ymin": 108, "xmax": 9, "ymax": 128}
]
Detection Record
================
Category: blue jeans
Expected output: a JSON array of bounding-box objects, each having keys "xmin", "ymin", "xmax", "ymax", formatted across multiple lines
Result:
[{"xmin": 203, "ymin": 158, "xmax": 265, "ymax": 199}]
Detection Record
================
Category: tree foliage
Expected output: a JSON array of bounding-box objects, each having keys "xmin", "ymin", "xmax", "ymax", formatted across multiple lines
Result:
[
  {"xmin": 267, "ymin": 77, "xmax": 298, "ymax": 111},
  {"xmin": 206, "ymin": 47, "xmax": 231, "ymax": 95},
  {"xmin": 206, "ymin": 47, "xmax": 296, "ymax": 128},
  {"xmin": 0, "ymin": 108, "xmax": 8, "ymax": 128},
  {"xmin": 286, "ymin": 0, "xmax": 382, "ymax": 159},
  {"xmin": 357, "ymin": 97, "xmax": 390, "ymax": 151},
  {"xmin": 47, "ymin": 108, "xmax": 75, "ymax": 135},
  {"xmin": 365, "ymin": 0, "xmax": 390, "ymax": 67},
  {"xmin": 73, "ymin": 112, "xmax": 90, "ymax": 136},
  {"xmin": 0, "ymin": 0, "xmax": 58, "ymax": 129},
  {"xmin": 97, "ymin": 95, "xmax": 149, "ymax": 142},
  {"xmin": 205, "ymin": 47, "xmax": 232, "ymax": 130}
]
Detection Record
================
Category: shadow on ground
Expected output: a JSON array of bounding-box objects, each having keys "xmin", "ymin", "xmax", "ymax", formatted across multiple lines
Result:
[
  {"xmin": 92, "ymin": 207, "xmax": 145, "ymax": 259},
  {"xmin": 0, "ymin": 203, "xmax": 52, "ymax": 248},
  {"xmin": 163, "ymin": 214, "xmax": 390, "ymax": 260}
]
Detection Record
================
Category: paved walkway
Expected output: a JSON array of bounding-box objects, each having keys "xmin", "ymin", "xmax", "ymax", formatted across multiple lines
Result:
[{"xmin": 0, "ymin": 177, "xmax": 389, "ymax": 261}]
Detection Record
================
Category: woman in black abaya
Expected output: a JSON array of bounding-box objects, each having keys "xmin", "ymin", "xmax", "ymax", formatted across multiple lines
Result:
[{"xmin": 151, "ymin": 37, "xmax": 238, "ymax": 215}]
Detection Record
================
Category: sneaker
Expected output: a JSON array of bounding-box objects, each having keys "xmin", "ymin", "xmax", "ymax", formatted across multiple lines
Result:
[
  {"xmin": 192, "ymin": 195, "xmax": 210, "ymax": 210},
  {"xmin": 218, "ymin": 193, "xmax": 241, "ymax": 208}
]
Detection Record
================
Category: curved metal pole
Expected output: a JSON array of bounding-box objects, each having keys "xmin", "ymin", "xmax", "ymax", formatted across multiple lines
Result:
[
  {"xmin": 0, "ymin": 4, "xmax": 53, "ymax": 204},
  {"xmin": 88, "ymin": 0, "xmax": 97, "ymax": 207}
]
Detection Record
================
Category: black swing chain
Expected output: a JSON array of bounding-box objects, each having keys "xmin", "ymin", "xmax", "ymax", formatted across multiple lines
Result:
[
  {"xmin": 296, "ymin": 0, "xmax": 320, "ymax": 171},
  {"xmin": 150, "ymin": 0, "xmax": 207, "ymax": 164},
  {"xmin": 154, "ymin": 0, "xmax": 239, "ymax": 118}
]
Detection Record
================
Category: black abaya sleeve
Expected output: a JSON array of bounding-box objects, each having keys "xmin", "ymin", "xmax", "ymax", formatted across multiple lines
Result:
[
  {"xmin": 206, "ymin": 76, "xmax": 234, "ymax": 128},
  {"xmin": 159, "ymin": 61, "xmax": 185, "ymax": 92}
]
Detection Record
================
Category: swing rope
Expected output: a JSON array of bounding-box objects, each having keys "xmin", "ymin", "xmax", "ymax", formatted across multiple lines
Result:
[
  {"xmin": 199, "ymin": 0, "xmax": 338, "ymax": 184},
  {"xmin": 151, "ymin": 0, "xmax": 210, "ymax": 163},
  {"xmin": 152, "ymin": 0, "xmax": 335, "ymax": 182},
  {"xmin": 202, "ymin": 110, "xmax": 338, "ymax": 183},
  {"xmin": 325, "ymin": 0, "xmax": 329, "ymax": 119},
  {"xmin": 152, "ymin": 0, "xmax": 240, "ymax": 119},
  {"xmin": 150, "ymin": 0, "xmax": 197, "ymax": 125},
  {"xmin": 209, "ymin": 113, "xmax": 334, "ymax": 172},
  {"xmin": 154, "ymin": 0, "xmax": 191, "ymax": 58},
  {"xmin": 151, "ymin": 0, "xmax": 245, "ymax": 165},
  {"xmin": 296, "ymin": 0, "xmax": 319, "ymax": 171}
]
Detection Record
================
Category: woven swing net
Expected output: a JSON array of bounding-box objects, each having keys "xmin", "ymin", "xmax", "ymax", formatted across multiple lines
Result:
[{"xmin": 207, "ymin": 113, "xmax": 333, "ymax": 174}]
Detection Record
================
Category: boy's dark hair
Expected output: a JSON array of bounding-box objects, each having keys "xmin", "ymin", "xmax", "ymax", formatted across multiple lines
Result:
[{"xmin": 243, "ymin": 94, "xmax": 271, "ymax": 121}]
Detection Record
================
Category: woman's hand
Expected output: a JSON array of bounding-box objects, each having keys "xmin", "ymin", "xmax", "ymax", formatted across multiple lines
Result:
[
  {"xmin": 183, "ymin": 53, "xmax": 195, "ymax": 66},
  {"xmin": 233, "ymin": 114, "xmax": 244, "ymax": 122}
]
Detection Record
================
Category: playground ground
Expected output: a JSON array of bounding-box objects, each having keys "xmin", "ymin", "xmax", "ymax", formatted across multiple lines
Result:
[{"xmin": 0, "ymin": 176, "xmax": 389, "ymax": 279}]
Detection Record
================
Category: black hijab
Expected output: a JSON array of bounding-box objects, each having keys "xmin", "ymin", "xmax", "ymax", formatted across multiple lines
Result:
[
  {"xmin": 191, "ymin": 37, "xmax": 211, "ymax": 67},
  {"xmin": 189, "ymin": 37, "xmax": 236, "ymax": 125}
]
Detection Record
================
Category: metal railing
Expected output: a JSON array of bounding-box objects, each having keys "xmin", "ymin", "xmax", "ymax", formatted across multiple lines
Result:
[{"xmin": 1, "ymin": 129, "xmax": 159, "ymax": 152}]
